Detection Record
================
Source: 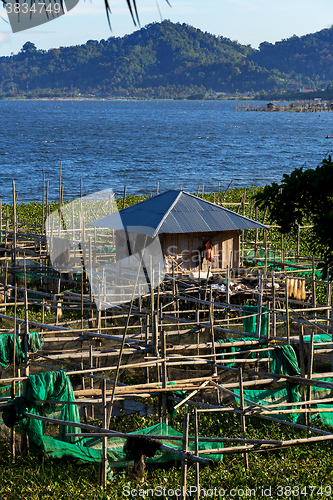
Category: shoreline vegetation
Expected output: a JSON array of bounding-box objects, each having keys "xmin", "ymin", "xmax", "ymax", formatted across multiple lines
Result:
[
  {"xmin": 0, "ymin": 90, "xmax": 331, "ymax": 102},
  {"xmin": 1, "ymin": 187, "xmax": 331, "ymax": 499}
]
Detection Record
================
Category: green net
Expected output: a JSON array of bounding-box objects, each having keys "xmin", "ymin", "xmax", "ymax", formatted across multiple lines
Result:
[
  {"xmin": 44, "ymin": 422, "xmax": 223, "ymax": 468},
  {"xmin": 303, "ymin": 333, "xmax": 333, "ymax": 348},
  {"xmin": 216, "ymin": 336, "xmax": 267, "ymax": 368},
  {"xmin": 0, "ymin": 332, "xmax": 44, "ymax": 367},
  {"xmin": 1, "ymin": 371, "xmax": 223, "ymax": 471},
  {"xmin": 268, "ymin": 344, "xmax": 300, "ymax": 376},
  {"xmin": 243, "ymin": 250, "xmax": 325, "ymax": 277},
  {"xmin": 234, "ymin": 386, "xmax": 294, "ymax": 420},
  {"xmin": 242, "ymin": 305, "xmax": 268, "ymax": 337},
  {"xmin": 2, "ymin": 371, "xmax": 82, "ymax": 454},
  {"xmin": 218, "ymin": 340, "xmax": 302, "ymax": 422}
]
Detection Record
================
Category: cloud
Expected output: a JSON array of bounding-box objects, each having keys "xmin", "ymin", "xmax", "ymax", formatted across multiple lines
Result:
[{"xmin": 0, "ymin": 31, "xmax": 11, "ymax": 43}]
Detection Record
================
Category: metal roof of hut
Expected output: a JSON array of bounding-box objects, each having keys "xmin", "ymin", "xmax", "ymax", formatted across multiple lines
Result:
[{"xmin": 90, "ymin": 190, "xmax": 267, "ymax": 237}]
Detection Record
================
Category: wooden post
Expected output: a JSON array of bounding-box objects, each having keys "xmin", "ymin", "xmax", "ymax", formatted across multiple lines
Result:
[
  {"xmin": 296, "ymin": 224, "xmax": 300, "ymax": 263},
  {"xmin": 285, "ymin": 277, "xmax": 290, "ymax": 344},
  {"xmin": 264, "ymin": 229, "xmax": 267, "ymax": 274},
  {"xmin": 42, "ymin": 168, "xmax": 45, "ymax": 234},
  {"xmin": 24, "ymin": 291, "xmax": 30, "ymax": 377},
  {"xmin": 194, "ymin": 409, "xmax": 200, "ymax": 500},
  {"xmin": 306, "ymin": 332, "xmax": 314, "ymax": 407},
  {"xmin": 272, "ymin": 271, "xmax": 276, "ymax": 337},
  {"xmin": 12, "ymin": 181, "xmax": 17, "ymax": 287},
  {"xmin": 180, "ymin": 413, "xmax": 189, "ymax": 500},
  {"xmin": 11, "ymin": 379, "xmax": 16, "ymax": 460},
  {"xmin": 330, "ymin": 304, "xmax": 333, "ymax": 371},
  {"xmin": 59, "ymin": 161, "xmax": 62, "ymax": 211},
  {"xmin": 256, "ymin": 273, "xmax": 263, "ymax": 338},
  {"xmin": 46, "ymin": 180, "xmax": 49, "ymax": 222},
  {"xmin": 238, "ymin": 367, "xmax": 249, "ymax": 469},
  {"xmin": 161, "ymin": 330, "xmax": 168, "ymax": 424},
  {"xmin": 326, "ymin": 272, "xmax": 331, "ymax": 327},
  {"xmin": 312, "ymin": 256, "xmax": 317, "ymax": 335},
  {"xmin": 209, "ymin": 288, "xmax": 217, "ymax": 377},
  {"xmin": 81, "ymin": 266, "xmax": 84, "ymax": 332},
  {"xmin": 312, "ymin": 255, "xmax": 316, "ymax": 307},
  {"xmin": 20, "ymin": 376, "xmax": 28, "ymax": 459},
  {"xmin": 81, "ymin": 362, "xmax": 88, "ymax": 424},
  {"xmin": 195, "ymin": 309, "xmax": 200, "ymax": 357},
  {"xmin": 299, "ymin": 326, "xmax": 308, "ymax": 426},
  {"xmin": 145, "ymin": 313, "xmax": 150, "ymax": 384},
  {"xmin": 267, "ymin": 300, "xmax": 271, "ymax": 341},
  {"xmin": 89, "ymin": 236, "xmax": 93, "ymax": 306},
  {"xmin": 4, "ymin": 263, "xmax": 8, "ymax": 314},
  {"xmin": 13, "ymin": 284, "xmax": 17, "ymax": 380},
  {"xmin": 226, "ymin": 265, "xmax": 230, "ymax": 327},
  {"xmin": 150, "ymin": 255, "xmax": 157, "ymax": 357},
  {"xmin": 122, "ymin": 186, "xmax": 127, "ymax": 209},
  {"xmin": 254, "ymin": 207, "xmax": 258, "ymax": 259},
  {"xmin": 99, "ymin": 378, "xmax": 108, "ymax": 488},
  {"xmin": 89, "ymin": 345, "xmax": 94, "ymax": 419}
]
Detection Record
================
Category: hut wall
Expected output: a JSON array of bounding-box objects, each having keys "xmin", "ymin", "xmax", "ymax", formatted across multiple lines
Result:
[{"xmin": 162, "ymin": 231, "xmax": 240, "ymax": 273}]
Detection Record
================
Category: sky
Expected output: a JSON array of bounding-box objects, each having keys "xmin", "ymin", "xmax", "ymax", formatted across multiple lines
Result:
[{"xmin": 1, "ymin": 0, "xmax": 333, "ymax": 57}]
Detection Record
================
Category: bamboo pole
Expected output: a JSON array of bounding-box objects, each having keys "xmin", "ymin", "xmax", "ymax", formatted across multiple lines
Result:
[
  {"xmin": 122, "ymin": 186, "xmax": 126, "ymax": 209},
  {"xmin": 12, "ymin": 181, "xmax": 16, "ymax": 287},
  {"xmin": 107, "ymin": 235, "xmax": 149, "ymax": 426},
  {"xmin": 180, "ymin": 413, "xmax": 189, "ymax": 500},
  {"xmin": 239, "ymin": 367, "xmax": 248, "ymax": 469},
  {"xmin": 299, "ymin": 325, "xmax": 307, "ymax": 425},
  {"xmin": 99, "ymin": 378, "xmax": 108, "ymax": 488},
  {"xmin": 194, "ymin": 408, "xmax": 200, "ymax": 500},
  {"xmin": 285, "ymin": 277, "xmax": 290, "ymax": 343},
  {"xmin": 59, "ymin": 161, "xmax": 62, "ymax": 211},
  {"xmin": 10, "ymin": 379, "xmax": 15, "ymax": 460},
  {"xmin": 13, "ymin": 284, "xmax": 17, "ymax": 381},
  {"xmin": 161, "ymin": 330, "xmax": 168, "ymax": 424}
]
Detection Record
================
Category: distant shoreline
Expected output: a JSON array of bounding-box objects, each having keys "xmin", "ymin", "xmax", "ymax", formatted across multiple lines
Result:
[{"xmin": 0, "ymin": 93, "xmax": 329, "ymax": 102}]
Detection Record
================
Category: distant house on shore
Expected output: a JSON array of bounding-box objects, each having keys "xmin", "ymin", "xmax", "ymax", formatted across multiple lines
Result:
[{"xmin": 266, "ymin": 102, "xmax": 276, "ymax": 110}]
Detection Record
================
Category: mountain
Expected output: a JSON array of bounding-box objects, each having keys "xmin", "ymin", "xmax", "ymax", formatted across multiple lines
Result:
[
  {"xmin": 0, "ymin": 21, "xmax": 332, "ymax": 98},
  {"xmin": 250, "ymin": 27, "xmax": 333, "ymax": 86}
]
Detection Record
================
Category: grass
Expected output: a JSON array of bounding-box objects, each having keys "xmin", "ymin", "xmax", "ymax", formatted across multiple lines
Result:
[{"xmin": 1, "ymin": 412, "xmax": 333, "ymax": 499}]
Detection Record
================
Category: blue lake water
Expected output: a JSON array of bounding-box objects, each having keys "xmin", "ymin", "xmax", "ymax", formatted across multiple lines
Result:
[{"xmin": 1, "ymin": 99, "xmax": 332, "ymax": 204}]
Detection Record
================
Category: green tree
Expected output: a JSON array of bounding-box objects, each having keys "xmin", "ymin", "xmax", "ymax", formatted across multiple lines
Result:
[
  {"xmin": 254, "ymin": 156, "xmax": 333, "ymax": 269},
  {"xmin": 21, "ymin": 42, "xmax": 37, "ymax": 53}
]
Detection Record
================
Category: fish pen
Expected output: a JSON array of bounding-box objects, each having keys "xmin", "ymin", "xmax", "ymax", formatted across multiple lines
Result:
[
  {"xmin": 1, "ymin": 182, "xmax": 333, "ymax": 493},
  {"xmin": 236, "ymin": 100, "xmax": 333, "ymax": 113}
]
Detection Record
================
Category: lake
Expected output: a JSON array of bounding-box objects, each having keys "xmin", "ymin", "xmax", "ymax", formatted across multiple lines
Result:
[{"xmin": 1, "ymin": 99, "xmax": 332, "ymax": 204}]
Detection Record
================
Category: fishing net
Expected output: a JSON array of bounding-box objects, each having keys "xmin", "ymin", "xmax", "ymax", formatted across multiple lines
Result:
[
  {"xmin": 0, "ymin": 332, "xmax": 44, "ymax": 367},
  {"xmin": 0, "ymin": 370, "xmax": 223, "ymax": 474},
  {"xmin": 242, "ymin": 305, "xmax": 268, "ymax": 337}
]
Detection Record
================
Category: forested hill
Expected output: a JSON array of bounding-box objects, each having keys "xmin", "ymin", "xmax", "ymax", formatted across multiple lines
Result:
[
  {"xmin": 1, "ymin": 20, "xmax": 333, "ymax": 98},
  {"xmin": 250, "ymin": 27, "xmax": 333, "ymax": 85}
]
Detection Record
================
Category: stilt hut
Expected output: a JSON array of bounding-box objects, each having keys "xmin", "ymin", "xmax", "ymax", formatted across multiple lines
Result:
[{"xmin": 92, "ymin": 190, "xmax": 266, "ymax": 274}]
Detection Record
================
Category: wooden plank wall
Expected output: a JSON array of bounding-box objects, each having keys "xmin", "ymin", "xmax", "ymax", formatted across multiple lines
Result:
[{"xmin": 162, "ymin": 231, "xmax": 240, "ymax": 272}]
